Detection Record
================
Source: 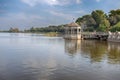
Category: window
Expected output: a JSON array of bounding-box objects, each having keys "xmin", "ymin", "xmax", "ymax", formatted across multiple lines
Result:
[
  {"xmin": 75, "ymin": 29, "xmax": 77, "ymax": 32},
  {"xmin": 69, "ymin": 29, "xmax": 71, "ymax": 32}
]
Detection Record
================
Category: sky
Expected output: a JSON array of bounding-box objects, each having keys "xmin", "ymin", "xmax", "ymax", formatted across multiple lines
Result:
[{"xmin": 0, "ymin": 0, "xmax": 120, "ymax": 30}]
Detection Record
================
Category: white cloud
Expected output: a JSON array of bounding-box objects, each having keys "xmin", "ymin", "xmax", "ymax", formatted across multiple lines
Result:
[
  {"xmin": 21, "ymin": 0, "xmax": 65, "ymax": 6},
  {"xmin": 21, "ymin": 0, "xmax": 37, "ymax": 7},
  {"xmin": 76, "ymin": 0, "xmax": 81, "ymax": 4},
  {"xmin": 49, "ymin": 11, "xmax": 75, "ymax": 20},
  {"xmin": 44, "ymin": 0, "xmax": 60, "ymax": 6},
  {"xmin": 73, "ymin": 10, "xmax": 86, "ymax": 14},
  {"xmin": 0, "ymin": 13, "xmax": 43, "ymax": 29},
  {"xmin": 96, "ymin": 0, "xmax": 101, "ymax": 2},
  {"xmin": 7, "ymin": 13, "xmax": 42, "ymax": 21},
  {"xmin": 0, "ymin": 10, "xmax": 6, "ymax": 13},
  {"xmin": 21, "ymin": 0, "xmax": 81, "ymax": 7}
]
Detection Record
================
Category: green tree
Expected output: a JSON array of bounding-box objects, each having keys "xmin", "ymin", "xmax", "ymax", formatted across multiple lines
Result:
[
  {"xmin": 14, "ymin": 28, "xmax": 19, "ymax": 32},
  {"xmin": 30, "ymin": 27, "xmax": 36, "ymax": 32},
  {"xmin": 91, "ymin": 10, "xmax": 107, "ymax": 28},
  {"xmin": 76, "ymin": 15, "xmax": 96, "ymax": 31},
  {"xmin": 97, "ymin": 19, "xmax": 110, "ymax": 32},
  {"xmin": 91, "ymin": 10, "xmax": 111, "ymax": 32},
  {"xmin": 9, "ymin": 27, "xmax": 14, "ymax": 32},
  {"xmin": 9, "ymin": 27, "xmax": 19, "ymax": 32},
  {"xmin": 110, "ymin": 22, "xmax": 120, "ymax": 32},
  {"xmin": 109, "ymin": 9, "xmax": 120, "ymax": 26}
]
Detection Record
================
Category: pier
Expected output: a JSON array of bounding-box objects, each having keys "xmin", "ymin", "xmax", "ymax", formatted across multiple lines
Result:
[
  {"xmin": 64, "ymin": 22, "xmax": 120, "ymax": 42},
  {"xmin": 82, "ymin": 32, "xmax": 109, "ymax": 40},
  {"xmin": 108, "ymin": 31, "xmax": 120, "ymax": 42}
]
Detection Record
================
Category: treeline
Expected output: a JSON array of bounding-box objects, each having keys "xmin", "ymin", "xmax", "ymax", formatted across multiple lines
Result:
[
  {"xmin": 9, "ymin": 28, "xmax": 20, "ymax": 32},
  {"xmin": 0, "ymin": 26, "xmax": 65, "ymax": 33},
  {"xmin": 25, "ymin": 25, "xmax": 65, "ymax": 33},
  {"xmin": 0, "ymin": 27, "xmax": 21, "ymax": 33},
  {"xmin": 1, "ymin": 9, "xmax": 120, "ymax": 33},
  {"xmin": 26, "ymin": 9, "xmax": 120, "ymax": 33},
  {"xmin": 76, "ymin": 9, "xmax": 120, "ymax": 32}
]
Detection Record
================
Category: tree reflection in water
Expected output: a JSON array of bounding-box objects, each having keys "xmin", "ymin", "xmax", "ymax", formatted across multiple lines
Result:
[
  {"xmin": 64, "ymin": 39, "xmax": 120, "ymax": 64},
  {"xmin": 81, "ymin": 40, "xmax": 108, "ymax": 63},
  {"xmin": 108, "ymin": 42, "xmax": 120, "ymax": 64}
]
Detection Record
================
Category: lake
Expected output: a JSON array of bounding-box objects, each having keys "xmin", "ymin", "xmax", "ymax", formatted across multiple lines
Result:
[{"xmin": 0, "ymin": 33, "xmax": 120, "ymax": 80}]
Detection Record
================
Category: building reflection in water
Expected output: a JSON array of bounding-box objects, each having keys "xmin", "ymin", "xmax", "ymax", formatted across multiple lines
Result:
[
  {"xmin": 64, "ymin": 39, "xmax": 120, "ymax": 64},
  {"xmin": 64, "ymin": 39, "xmax": 81, "ymax": 56}
]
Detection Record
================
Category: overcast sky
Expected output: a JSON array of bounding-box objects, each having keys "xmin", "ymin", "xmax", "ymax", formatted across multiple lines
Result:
[{"xmin": 0, "ymin": 0, "xmax": 120, "ymax": 30}]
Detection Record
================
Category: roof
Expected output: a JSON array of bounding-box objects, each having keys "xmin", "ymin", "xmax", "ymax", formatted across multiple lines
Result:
[{"xmin": 66, "ymin": 22, "xmax": 80, "ymax": 27}]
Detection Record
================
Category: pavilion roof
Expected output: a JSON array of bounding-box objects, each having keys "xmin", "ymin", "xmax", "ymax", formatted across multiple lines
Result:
[{"xmin": 66, "ymin": 22, "xmax": 80, "ymax": 27}]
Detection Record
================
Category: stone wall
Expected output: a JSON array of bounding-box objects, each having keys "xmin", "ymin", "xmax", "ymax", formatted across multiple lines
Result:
[{"xmin": 108, "ymin": 31, "xmax": 120, "ymax": 42}]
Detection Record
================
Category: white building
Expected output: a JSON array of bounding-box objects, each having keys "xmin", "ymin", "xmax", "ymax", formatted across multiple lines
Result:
[{"xmin": 64, "ymin": 22, "xmax": 82, "ymax": 39}]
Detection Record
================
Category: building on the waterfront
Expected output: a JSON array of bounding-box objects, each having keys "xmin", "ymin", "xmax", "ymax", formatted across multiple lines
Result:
[{"xmin": 64, "ymin": 22, "xmax": 82, "ymax": 39}]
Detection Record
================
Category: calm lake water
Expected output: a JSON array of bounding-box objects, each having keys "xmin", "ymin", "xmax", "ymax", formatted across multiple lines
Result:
[{"xmin": 0, "ymin": 33, "xmax": 120, "ymax": 80}]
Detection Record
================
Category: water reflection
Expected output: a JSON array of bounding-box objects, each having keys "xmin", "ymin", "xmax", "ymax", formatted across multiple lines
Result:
[
  {"xmin": 108, "ymin": 42, "xmax": 120, "ymax": 64},
  {"xmin": 64, "ymin": 39, "xmax": 81, "ymax": 56},
  {"xmin": 0, "ymin": 33, "xmax": 120, "ymax": 80},
  {"xmin": 64, "ymin": 39, "xmax": 120, "ymax": 64},
  {"xmin": 81, "ymin": 40, "xmax": 108, "ymax": 62}
]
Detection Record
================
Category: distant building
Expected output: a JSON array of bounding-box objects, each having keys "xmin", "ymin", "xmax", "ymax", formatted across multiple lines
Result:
[{"xmin": 64, "ymin": 22, "xmax": 82, "ymax": 39}]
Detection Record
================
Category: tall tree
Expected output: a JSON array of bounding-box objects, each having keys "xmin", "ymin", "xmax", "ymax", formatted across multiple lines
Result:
[
  {"xmin": 110, "ymin": 22, "xmax": 120, "ymax": 32},
  {"xmin": 109, "ymin": 9, "xmax": 120, "ymax": 26},
  {"xmin": 76, "ymin": 15, "xmax": 96, "ymax": 31},
  {"xmin": 30, "ymin": 27, "xmax": 36, "ymax": 32},
  {"xmin": 97, "ymin": 18, "xmax": 110, "ymax": 31},
  {"xmin": 91, "ymin": 10, "xmax": 107, "ymax": 28},
  {"xmin": 9, "ymin": 27, "xmax": 19, "ymax": 32},
  {"xmin": 91, "ymin": 10, "xmax": 110, "ymax": 31}
]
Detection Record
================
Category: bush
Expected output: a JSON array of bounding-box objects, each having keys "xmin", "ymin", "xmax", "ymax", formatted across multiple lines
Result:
[{"xmin": 110, "ymin": 22, "xmax": 120, "ymax": 32}]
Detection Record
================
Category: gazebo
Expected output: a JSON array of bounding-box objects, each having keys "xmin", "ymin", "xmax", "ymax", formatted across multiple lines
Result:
[{"xmin": 64, "ymin": 22, "xmax": 82, "ymax": 39}]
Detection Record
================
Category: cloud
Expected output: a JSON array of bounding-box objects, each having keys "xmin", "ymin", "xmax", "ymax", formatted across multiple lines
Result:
[
  {"xmin": 73, "ymin": 10, "xmax": 86, "ymax": 14},
  {"xmin": 6, "ymin": 13, "xmax": 43, "ymax": 21},
  {"xmin": 0, "ymin": 10, "xmax": 6, "ymax": 13},
  {"xmin": 21, "ymin": 0, "xmax": 81, "ymax": 7},
  {"xmin": 44, "ymin": 0, "xmax": 61, "ymax": 6},
  {"xmin": 21, "ymin": 0, "xmax": 66, "ymax": 6},
  {"xmin": 49, "ymin": 11, "xmax": 75, "ymax": 20},
  {"xmin": 21, "ymin": 0, "xmax": 37, "ymax": 7},
  {"xmin": 76, "ymin": 0, "xmax": 81, "ymax": 4},
  {"xmin": 96, "ymin": 0, "xmax": 101, "ymax": 2},
  {"xmin": 0, "ymin": 13, "xmax": 43, "ymax": 29}
]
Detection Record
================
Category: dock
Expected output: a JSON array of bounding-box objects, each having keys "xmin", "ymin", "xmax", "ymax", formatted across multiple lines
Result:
[{"xmin": 81, "ymin": 32, "xmax": 109, "ymax": 40}]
